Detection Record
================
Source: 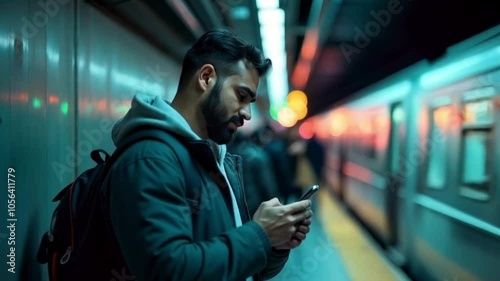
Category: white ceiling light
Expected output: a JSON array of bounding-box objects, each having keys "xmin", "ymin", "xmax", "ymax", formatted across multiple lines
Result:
[
  {"xmin": 258, "ymin": 9, "xmax": 284, "ymax": 25},
  {"xmin": 256, "ymin": 0, "xmax": 279, "ymax": 9},
  {"xmin": 257, "ymin": 1, "xmax": 288, "ymax": 120}
]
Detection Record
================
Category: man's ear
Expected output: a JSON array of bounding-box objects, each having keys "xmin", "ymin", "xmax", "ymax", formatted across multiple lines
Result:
[{"xmin": 197, "ymin": 64, "xmax": 217, "ymax": 93}]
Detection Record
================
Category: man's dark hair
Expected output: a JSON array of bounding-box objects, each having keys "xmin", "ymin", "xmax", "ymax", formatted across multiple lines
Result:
[{"xmin": 177, "ymin": 29, "xmax": 272, "ymax": 91}]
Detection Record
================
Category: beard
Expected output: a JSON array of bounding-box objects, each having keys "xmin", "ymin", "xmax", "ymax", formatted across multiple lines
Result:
[{"xmin": 201, "ymin": 79, "xmax": 243, "ymax": 144}]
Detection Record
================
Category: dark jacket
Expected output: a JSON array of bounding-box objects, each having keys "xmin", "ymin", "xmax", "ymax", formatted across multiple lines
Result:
[
  {"xmin": 263, "ymin": 138, "xmax": 294, "ymax": 201},
  {"xmin": 102, "ymin": 94, "xmax": 289, "ymax": 281},
  {"xmin": 264, "ymin": 137, "xmax": 325, "ymax": 201},
  {"xmin": 228, "ymin": 139, "xmax": 280, "ymax": 215}
]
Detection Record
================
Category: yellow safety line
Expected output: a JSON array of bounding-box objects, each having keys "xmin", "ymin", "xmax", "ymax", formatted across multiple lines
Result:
[{"xmin": 318, "ymin": 188, "xmax": 401, "ymax": 281}]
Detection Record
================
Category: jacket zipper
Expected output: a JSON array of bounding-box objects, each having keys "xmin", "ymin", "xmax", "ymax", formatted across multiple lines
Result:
[
  {"xmin": 234, "ymin": 157, "xmax": 252, "ymax": 222},
  {"xmin": 235, "ymin": 157, "xmax": 262, "ymax": 281}
]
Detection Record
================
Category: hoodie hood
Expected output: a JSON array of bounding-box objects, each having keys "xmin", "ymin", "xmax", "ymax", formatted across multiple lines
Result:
[
  {"xmin": 112, "ymin": 93, "xmax": 202, "ymax": 146},
  {"xmin": 111, "ymin": 93, "xmax": 228, "ymax": 162}
]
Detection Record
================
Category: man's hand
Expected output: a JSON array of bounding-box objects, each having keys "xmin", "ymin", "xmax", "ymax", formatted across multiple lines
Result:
[
  {"xmin": 273, "ymin": 217, "xmax": 312, "ymax": 250},
  {"xmin": 253, "ymin": 198, "xmax": 312, "ymax": 249}
]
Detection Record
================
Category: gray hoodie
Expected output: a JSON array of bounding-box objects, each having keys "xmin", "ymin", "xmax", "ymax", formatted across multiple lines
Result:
[{"xmin": 112, "ymin": 93, "xmax": 201, "ymax": 145}]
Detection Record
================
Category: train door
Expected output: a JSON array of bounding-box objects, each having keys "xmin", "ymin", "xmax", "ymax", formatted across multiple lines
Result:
[{"xmin": 386, "ymin": 102, "xmax": 406, "ymax": 265}]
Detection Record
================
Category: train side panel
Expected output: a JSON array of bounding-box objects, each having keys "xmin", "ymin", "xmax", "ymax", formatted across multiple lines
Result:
[
  {"xmin": 409, "ymin": 56, "xmax": 500, "ymax": 281},
  {"xmin": 0, "ymin": 2, "xmax": 181, "ymax": 281},
  {"xmin": 316, "ymin": 25, "xmax": 500, "ymax": 281}
]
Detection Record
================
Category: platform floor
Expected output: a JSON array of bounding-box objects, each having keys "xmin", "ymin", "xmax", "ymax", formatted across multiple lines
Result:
[{"xmin": 270, "ymin": 188, "xmax": 410, "ymax": 281}]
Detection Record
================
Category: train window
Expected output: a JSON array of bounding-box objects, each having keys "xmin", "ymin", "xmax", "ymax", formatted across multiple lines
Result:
[
  {"xmin": 459, "ymin": 129, "xmax": 491, "ymax": 200},
  {"xmin": 463, "ymin": 99, "xmax": 493, "ymax": 125},
  {"xmin": 360, "ymin": 114, "xmax": 389, "ymax": 164},
  {"xmin": 356, "ymin": 118, "xmax": 376, "ymax": 159},
  {"xmin": 426, "ymin": 106, "xmax": 449, "ymax": 189},
  {"xmin": 350, "ymin": 111, "xmax": 389, "ymax": 169}
]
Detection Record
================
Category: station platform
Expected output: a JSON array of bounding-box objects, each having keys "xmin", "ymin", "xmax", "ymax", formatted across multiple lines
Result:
[{"xmin": 270, "ymin": 188, "xmax": 411, "ymax": 281}]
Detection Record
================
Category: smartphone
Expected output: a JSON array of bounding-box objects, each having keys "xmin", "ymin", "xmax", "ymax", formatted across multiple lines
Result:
[{"xmin": 298, "ymin": 184, "xmax": 320, "ymax": 201}]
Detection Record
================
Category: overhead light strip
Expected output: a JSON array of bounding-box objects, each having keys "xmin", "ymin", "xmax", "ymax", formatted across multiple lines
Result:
[{"xmin": 257, "ymin": 0, "xmax": 288, "ymax": 117}]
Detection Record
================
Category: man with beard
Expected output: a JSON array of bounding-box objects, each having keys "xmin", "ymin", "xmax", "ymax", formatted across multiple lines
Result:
[{"xmin": 99, "ymin": 29, "xmax": 313, "ymax": 281}]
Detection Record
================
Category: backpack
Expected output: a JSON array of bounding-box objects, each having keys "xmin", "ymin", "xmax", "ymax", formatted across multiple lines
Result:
[{"xmin": 36, "ymin": 128, "xmax": 198, "ymax": 281}]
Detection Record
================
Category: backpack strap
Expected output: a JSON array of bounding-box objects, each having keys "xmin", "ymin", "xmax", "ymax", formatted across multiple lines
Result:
[
  {"xmin": 90, "ymin": 149, "xmax": 110, "ymax": 165},
  {"xmin": 99, "ymin": 128, "xmax": 201, "ymax": 249},
  {"xmin": 113, "ymin": 128, "xmax": 197, "ymax": 173},
  {"xmin": 102, "ymin": 127, "xmax": 201, "ymax": 203},
  {"xmin": 101, "ymin": 128, "xmax": 188, "ymax": 173}
]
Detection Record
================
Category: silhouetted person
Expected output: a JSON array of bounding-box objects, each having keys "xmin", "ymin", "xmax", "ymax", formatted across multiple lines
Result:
[{"xmin": 228, "ymin": 132, "xmax": 281, "ymax": 215}]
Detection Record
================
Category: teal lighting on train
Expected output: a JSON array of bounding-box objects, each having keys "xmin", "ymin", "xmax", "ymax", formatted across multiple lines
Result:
[
  {"xmin": 349, "ymin": 80, "xmax": 412, "ymax": 108},
  {"xmin": 87, "ymin": 103, "xmax": 93, "ymax": 113},
  {"xmin": 0, "ymin": 34, "xmax": 11, "ymax": 49},
  {"xmin": 374, "ymin": 81, "xmax": 411, "ymax": 100},
  {"xmin": 419, "ymin": 46, "xmax": 500, "ymax": 89},
  {"xmin": 112, "ymin": 71, "xmax": 164, "ymax": 96},
  {"xmin": 90, "ymin": 62, "xmax": 107, "ymax": 77},
  {"xmin": 46, "ymin": 47, "xmax": 60, "ymax": 64}
]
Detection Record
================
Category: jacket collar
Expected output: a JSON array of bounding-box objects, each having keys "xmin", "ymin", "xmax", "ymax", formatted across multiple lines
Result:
[{"xmin": 185, "ymin": 139, "xmax": 221, "ymax": 173}]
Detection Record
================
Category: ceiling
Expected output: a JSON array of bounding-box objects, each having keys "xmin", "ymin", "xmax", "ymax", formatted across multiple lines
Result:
[
  {"xmin": 88, "ymin": 0, "xmax": 500, "ymax": 118},
  {"xmin": 285, "ymin": 0, "xmax": 500, "ymax": 116},
  {"xmin": 87, "ymin": 0, "xmax": 263, "ymax": 61}
]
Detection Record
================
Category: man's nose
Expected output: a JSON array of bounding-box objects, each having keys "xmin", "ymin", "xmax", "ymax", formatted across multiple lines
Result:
[{"xmin": 239, "ymin": 104, "xmax": 252, "ymax": 120}]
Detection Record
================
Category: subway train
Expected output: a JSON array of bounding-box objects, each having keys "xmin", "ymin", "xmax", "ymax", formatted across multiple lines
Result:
[{"xmin": 309, "ymin": 25, "xmax": 500, "ymax": 281}]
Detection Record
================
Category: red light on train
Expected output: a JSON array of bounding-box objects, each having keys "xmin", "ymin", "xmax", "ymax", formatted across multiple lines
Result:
[
  {"xmin": 434, "ymin": 106, "xmax": 451, "ymax": 129},
  {"xmin": 376, "ymin": 115, "xmax": 389, "ymax": 130},
  {"xmin": 434, "ymin": 106, "xmax": 463, "ymax": 129},
  {"xmin": 49, "ymin": 95, "xmax": 59, "ymax": 104},
  {"xmin": 97, "ymin": 99, "xmax": 107, "ymax": 111},
  {"xmin": 10, "ymin": 92, "xmax": 29, "ymax": 103},
  {"xmin": 359, "ymin": 120, "xmax": 372, "ymax": 134},
  {"xmin": 493, "ymin": 97, "xmax": 500, "ymax": 109},
  {"xmin": 343, "ymin": 162, "xmax": 372, "ymax": 183},
  {"xmin": 329, "ymin": 109, "xmax": 350, "ymax": 137}
]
